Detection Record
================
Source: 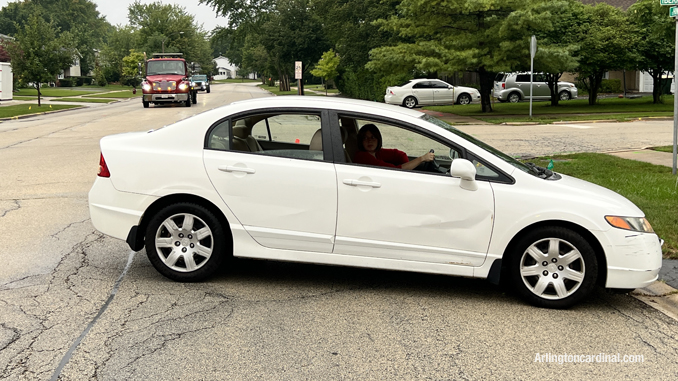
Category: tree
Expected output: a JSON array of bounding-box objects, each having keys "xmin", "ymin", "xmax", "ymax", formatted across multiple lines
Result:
[
  {"xmin": 127, "ymin": 1, "xmax": 214, "ymax": 72},
  {"xmin": 367, "ymin": 0, "xmax": 559, "ymax": 112},
  {"xmin": 629, "ymin": 0, "xmax": 676, "ymax": 104},
  {"xmin": 100, "ymin": 25, "xmax": 137, "ymax": 83},
  {"xmin": 3, "ymin": 13, "xmax": 76, "ymax": 106},
  {"xmin": 0, "ymin": 0, "xmax": 110, "ymax": 75},
  {"xmin": 122, "ymin": 49, "xmax": 145, "ymax": 86},
  {"xmin": 574, "ymin": 3, "xmax": 638, "ymax": 105},
  {"xmin": 311, "ymin": 49, "xmax": 340, "ymax": 94}
]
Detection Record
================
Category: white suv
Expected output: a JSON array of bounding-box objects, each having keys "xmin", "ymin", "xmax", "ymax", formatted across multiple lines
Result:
[{"xmin": 493, "ymin": 73, "xmax": 578, "ymax": 103}]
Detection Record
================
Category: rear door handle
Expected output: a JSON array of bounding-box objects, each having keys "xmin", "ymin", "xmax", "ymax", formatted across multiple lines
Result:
[
  {"xmin": 343, "ymin": 179, "xmax": 381, "ymax": 188},
  {"xmin": 219, "ymin": 165, "xmax": 256, "ymax": 174}
]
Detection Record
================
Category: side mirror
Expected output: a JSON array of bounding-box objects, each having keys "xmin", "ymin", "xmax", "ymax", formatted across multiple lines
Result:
[
  {"xmin": 448, "ymin": 85, "xmax": 453, "ymax": 89},
  {"xmin": 137, "ymin": 62, "xmax": 143, "ymax": 76},
  {"xmin": 449, "ymin": 159, "xmax": 478, "ymax": 191}
]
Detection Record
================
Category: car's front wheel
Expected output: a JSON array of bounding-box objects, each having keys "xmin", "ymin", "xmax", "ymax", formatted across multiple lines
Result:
[
  {"xmin": 509, "ymin": 226, "xmax": 598, "ymax": 309},
  {"xmin": 457, "ymin": 93, "xmax": 472, "ymax": 105},
  {"xmin": 207, "ymin": 86, "xmax": 211, "ymax": 93},
  {"xmin": 559, "ymin": 90, "xmax": 571, "ymax": 101},
  {"xmin": 142, "ymin": 100, "xmax": 149, "ymax": 108},
  {"xmin": 508, "ymin": 92, "xmax": 521, "ymax": 103},
  {"xmin": 145, "ymin": 203, "xmax": 227, "ymax": 282},
  {"xmin": 403, "ymin": 96, "xmax": 417, "ymax": 109}
]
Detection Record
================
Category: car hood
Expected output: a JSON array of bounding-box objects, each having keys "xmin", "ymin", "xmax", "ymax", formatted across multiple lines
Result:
[{"xmin": 548, "ymin": 173, "xmax": 642, "ymax": 216}]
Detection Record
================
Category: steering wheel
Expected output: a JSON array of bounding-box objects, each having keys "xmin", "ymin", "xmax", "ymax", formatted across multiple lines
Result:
[{"xmin": 417, "ymin": 149, "xmax": 448, "ymax": 174}]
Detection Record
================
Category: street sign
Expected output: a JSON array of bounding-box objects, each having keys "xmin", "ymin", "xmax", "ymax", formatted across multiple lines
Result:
[
  {"xmin": 662, "ymin": 0, "xmax": 678, "ymax": 5},
  {"xmin": 294, "ymin": 61, "xmax": 302, "ymax": 80},
  {"xmin": 671, "ymin": 6, "xmax": 678, "ymax": 17}
]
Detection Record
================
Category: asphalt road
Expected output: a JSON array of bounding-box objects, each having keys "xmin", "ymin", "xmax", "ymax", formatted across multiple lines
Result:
[{"xmin": 1, "ymin": 86, "xmax": 678, "ymax": 379}]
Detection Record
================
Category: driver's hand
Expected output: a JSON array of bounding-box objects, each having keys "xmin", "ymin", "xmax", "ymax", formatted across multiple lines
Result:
[{"xmin": 420, "ymin": 152, "xmax": 435, "ymax": 162}]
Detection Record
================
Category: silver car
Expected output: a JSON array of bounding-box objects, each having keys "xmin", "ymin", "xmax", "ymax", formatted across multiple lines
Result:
[{"xmin": 493, "ymin": 73, "xmax": 578, "ymax": 103}]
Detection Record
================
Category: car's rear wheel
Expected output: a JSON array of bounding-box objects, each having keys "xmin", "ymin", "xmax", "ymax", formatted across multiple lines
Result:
[
  {"xmin": 191, "ymin": 92, "xmax": 197, "ymax": 104},
  {"xmin": 403, "ymin": 96, "xmax": 417, "ymax": 109},
  {"xmin": 508, "ymin": 92, "xmax": 521, "ymax": 103},
  {"xmin": 145, "ymin": 203, "xmax": 227, "ymax": 282},
  {"xmin": 509, "ymin": 226, "xmax": 598, "ymax": 309},
  {"xmin": 559, "ymin": 90, "xmax": 571, "ymax": 101},
  {"xmin": 142, "ymin": 100, "xmax": 149, "ymax": 108},
  {"xmin": 457, "ymin": 93, "xmax": 472, "ymax": 105}
]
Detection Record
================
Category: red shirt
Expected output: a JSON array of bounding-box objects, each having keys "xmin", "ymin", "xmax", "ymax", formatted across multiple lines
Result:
[{"xmin": 353, "ymin": 148, "xmax": 409, "ymax": 168}]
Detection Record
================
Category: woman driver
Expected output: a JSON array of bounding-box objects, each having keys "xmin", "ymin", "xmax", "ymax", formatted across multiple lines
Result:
[{"xmin": 353, "ymin": 124, "xmax": 435, "ymax": 170}]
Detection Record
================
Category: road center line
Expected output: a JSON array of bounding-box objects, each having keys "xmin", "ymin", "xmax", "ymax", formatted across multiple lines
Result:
[{"xmin": 50, "ymin": 250, "xmax": 137, "ymax": 381}]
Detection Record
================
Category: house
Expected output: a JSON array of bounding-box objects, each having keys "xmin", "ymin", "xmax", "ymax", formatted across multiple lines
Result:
[
  {"xmin": 58, "ymin": 50, "xmax": 82, "ymax": 79},
  {"xmin": 212, "ymin": 55, "xmax": 256, "ymax": 80},
  {"xmin": 0, "ymin": 33, "xmax": 13, "ymax": 100}
]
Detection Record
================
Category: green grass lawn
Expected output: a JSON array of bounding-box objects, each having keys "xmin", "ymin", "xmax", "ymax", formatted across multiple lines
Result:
[
  {"xmin": 82, "ymin": 91, "xmax": 141, "ymax": 99},
  {"xmin": 0, "ymin": 104, "xmax": 80, "ymax": 118},
  {"xmin": 305, "ymin": 84, "xmax": 340, "ymax": 94},
  {"xmin": 15, "ymin": 88, "xmax": 101, "ymax": 97},
  {"xmin": 81, "ymin": 84, "xmax": 133, "ymax": 90},
  {"xmin": 258, "ymin": 84, "xmax": 299, "ymax": 96},
  {"xmin": 426, "ymin": 96, "xmax": 675, "ymax": 124},
  {"xmin": 527, "ymin": 153, "xmax": 678, "ymax": 258},
  {"xmin": 51, "ymin": 98, "xmax": 117, "ymax": 103},
  {"xmin": 651, "ymin": 145, "xmax": 677, "ymax": 153},
  {"xmin": 12, "ymin": 96, "xmax": 38, "ymax": 100}
]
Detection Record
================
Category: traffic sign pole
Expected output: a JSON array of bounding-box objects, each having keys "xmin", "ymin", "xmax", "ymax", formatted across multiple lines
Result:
[
  {"xmin": 529, "ymin": 36, "xmax": 536, "ymax": 119},
  {"xmin": 673, "ymin": 17, "xmax": 677, "ymax": 175}
]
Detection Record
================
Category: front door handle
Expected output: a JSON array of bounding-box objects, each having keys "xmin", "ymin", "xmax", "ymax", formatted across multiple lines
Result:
[
  {"xmin": 343, "ymin": 179, "xmax": 381, "ymax": 188},
  {"xmin": 219, "ymin": 165, "xmax": 255, "ymax": 174}
]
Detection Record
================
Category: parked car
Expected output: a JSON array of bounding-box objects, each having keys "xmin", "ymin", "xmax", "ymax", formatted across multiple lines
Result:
[
  {"xmin": 89, "ymin": 96, "xmax": 661, "ymax": 309},
  {"xmin": 494, "ymin": 73, "xmax": 578, "ymax": 103},
  {"xmin": 191, "ymin": 74, "xmax": 211, "ymax": 93},
  {"xmin": 385, "ymin": 78, "xmax": 481, "ymax": 108}
]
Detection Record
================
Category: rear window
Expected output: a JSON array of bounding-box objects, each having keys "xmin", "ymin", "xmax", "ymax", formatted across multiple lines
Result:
[
  {"xmin": 396, "ymin": 80, "xmax": 412, "ymax": 87},
  {"xmin": 494, "ymin": 73, "xmax": 506, "ymax": 82}
]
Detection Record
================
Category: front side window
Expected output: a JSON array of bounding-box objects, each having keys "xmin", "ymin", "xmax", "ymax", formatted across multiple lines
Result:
[
  {"xmin": 431, "ymin": 81, "xmax": 450, "ymax": 89},
  {"xmin": 348, "ymin": 117, "xmax": 460, "ymax": 173}
]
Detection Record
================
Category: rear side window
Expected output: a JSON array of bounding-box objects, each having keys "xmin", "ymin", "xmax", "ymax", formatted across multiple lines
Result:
[
  {"xmin": 207, "ymin": 120, "xmax": 230, "ymax": 150},
  {"xmin": 515, "ymin": 74, "xmax": 531, "ymax": 82},
  {"xmin": 252, "ymin": 114, "xmax": 321, "ymax": 145},
  {"xmin": 412, "ymin": 81, "xmax": 430, "ymax": 89}
]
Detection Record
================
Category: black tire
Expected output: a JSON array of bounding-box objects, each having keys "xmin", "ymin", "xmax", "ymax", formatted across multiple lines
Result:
[
  {"xmin": 207, "ymin": 86, "xmax": 211, "ymax": 93},
  {"xmin": 192, "ymin": 92, "xmax": 197, "ymax": 104},
  {"xmin": 559, "ymin": 90, "xmax": 571, "ymax": 101},
  {"xmin": 185, "ymin": 97, "xmax": 191, "ymax": 107},
  {"xmin": 457, "ymin": 93, "xmax": 472, "ymax": 105},
  {"xmin": 508, "ymin": 92, "xmax": 521, "ymax": 103},
  {"xmin": 509, "ymin": 226, "xmax": 598, "ymax": 309},
  {"xmin": 144, "ymin": 203, "xmax": 227, "ymax": 282},
  {"xmin": 403, "ymin": 96, "xmax": 417, "ymax": 109},
  {"xmin": 142, "ymin": 100, "xmax": 149, "ymax": 108}
]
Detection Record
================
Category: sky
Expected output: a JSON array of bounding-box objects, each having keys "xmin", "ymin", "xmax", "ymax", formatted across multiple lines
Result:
[{"xmin": 0, "ymin": 0, "xmax": 229, "ymax": 32}]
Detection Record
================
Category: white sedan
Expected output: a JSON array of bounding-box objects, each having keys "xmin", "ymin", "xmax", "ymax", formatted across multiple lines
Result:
[
  {"xmin": 385, "ymin": 78, "xmax": 481, "ymax": 108},
  {"xmin": 89, "ymin": 96, "xmax": 662, "ymax": 309}
]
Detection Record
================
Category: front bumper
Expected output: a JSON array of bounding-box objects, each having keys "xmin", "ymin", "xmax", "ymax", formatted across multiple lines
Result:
[
  {"xmin": 603, "ymin": 231, "xmax": 663, "ymax": 289},
  {"xmin": 143, "ymin": 93, "xmax": 189, "ymax": 102}
]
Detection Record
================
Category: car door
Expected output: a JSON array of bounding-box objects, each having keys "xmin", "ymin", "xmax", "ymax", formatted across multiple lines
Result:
[
  {"xmin": 411, "ymin": 81, "xmax": 435, "ymax": 105},
  {"xmin": 431, "ymin": 80, "xmax": 455, "ymax": 104},
  {"xmin": 332, "ymin": 114, "xmax": 495, "ymax": 267},
  {"xmin": 515, "ymin": 74, "xmax": 532, "ymax": 98},
  {"xmin": 203, "ymin": 110, "xmax": 338, "ymax": 253},
  {"xmin": 532, "ymin": 74, "xmax": 551, "ymax": 99}
]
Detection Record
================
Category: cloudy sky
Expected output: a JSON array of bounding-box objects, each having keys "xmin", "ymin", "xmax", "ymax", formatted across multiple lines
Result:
[{"xmin": 0, "ymin": 0, "xmax": 229, "ymax": 32}]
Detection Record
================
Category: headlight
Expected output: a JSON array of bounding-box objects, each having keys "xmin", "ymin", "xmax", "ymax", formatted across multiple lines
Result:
[
  {"xmin": 605, "ymin": 216, "xmax": 654, "ymax": 233},
  {"xmin": 142, "ymin": 83, "xmax": 151, "ymax": 91},
  {"xmin": 178, "ymin": 83, "xmax": 188, "ymax": 91}
]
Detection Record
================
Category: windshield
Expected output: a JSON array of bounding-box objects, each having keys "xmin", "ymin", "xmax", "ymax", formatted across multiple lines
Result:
[
  {"xmin": 193, "ymin": 75, "xmax": 207, "ymax": 81},
  {"xmin": 421, "ymin": 114, "xmax": 532, "ymax": 174},
  {"xmin": 147, "ymin": 60, "xmax": 185, "ymax": 76}
]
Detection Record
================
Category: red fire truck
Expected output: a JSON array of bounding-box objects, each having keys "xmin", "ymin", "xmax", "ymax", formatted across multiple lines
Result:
[{"xmin": 140, "ymin": 53, "xmax": 197, "ymax": 108}]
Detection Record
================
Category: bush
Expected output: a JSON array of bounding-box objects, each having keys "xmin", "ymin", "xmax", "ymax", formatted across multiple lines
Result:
[
  {"xmin": 122, "ymin": 76, "xmax": 142, "ymax": 87},
  {"xmin": 600, "ymin": 79, "xmax": 622, "ymax": 93},
  {"xmin": 337, "ymin": 67, "xmax": 410, "ymax": 102},
  {"xmin": 75, "ymin": 76, "xmax": 94, "ymax": 86},
  {"xmin": 58, "ymin": 78, "xmax": 74, "ymax": 87}
]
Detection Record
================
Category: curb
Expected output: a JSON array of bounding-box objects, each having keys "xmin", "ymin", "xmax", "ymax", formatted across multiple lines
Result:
[{"xmin": 631, "ymin": 281, "xmax": 678, "ymax": 321}]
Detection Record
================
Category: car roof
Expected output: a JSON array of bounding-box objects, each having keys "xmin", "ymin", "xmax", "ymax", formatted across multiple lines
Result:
[{"xmin": 225, "ymin": 96, "xmax": 426, "ymax": 118}]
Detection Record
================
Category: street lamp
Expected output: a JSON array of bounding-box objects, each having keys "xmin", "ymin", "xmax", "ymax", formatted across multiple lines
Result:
[{"xmin": 162, "ymin": 31, "xmax": 184, "ymax": 53}]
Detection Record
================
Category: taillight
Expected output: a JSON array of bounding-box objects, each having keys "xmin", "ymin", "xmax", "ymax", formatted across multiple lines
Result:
[
  {"xmin": 98, "ymin": 153, "xmax": 110, "ymax": 178},
  {"xmin": 502, "ymin": 83, "xmax": 505, "ymax": 89}
]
